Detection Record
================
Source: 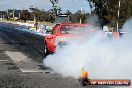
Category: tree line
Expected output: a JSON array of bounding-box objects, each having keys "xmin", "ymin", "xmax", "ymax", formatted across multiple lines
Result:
[
  {"xmin": 87, "ymin": 0, "xmax": 132, "ymax": 29},
  {"xmin": 0, "ymin": 0, "xmax": 132, "ymax": 29},
  {"xmin": 50, "ymin": 0, "xmax": 132, "ymax": 29},
  {"xmin": 0, "ymin": 8, "xmax": 89, "ymax": 23}
]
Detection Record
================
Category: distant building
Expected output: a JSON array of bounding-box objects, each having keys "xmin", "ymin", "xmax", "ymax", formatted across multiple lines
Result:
[{"xmin": 55, "ymin": 14, "xmax": 70, "ymax": 23}]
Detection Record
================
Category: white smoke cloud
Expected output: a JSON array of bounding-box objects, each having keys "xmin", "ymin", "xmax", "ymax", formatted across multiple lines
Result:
[{"xmin": 44, "ymin": 19, "xmax": 132, "ymax": 87}]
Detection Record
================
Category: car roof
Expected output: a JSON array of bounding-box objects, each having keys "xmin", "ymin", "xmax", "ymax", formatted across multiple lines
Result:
[{"xmin": 59, "ymin": 22, "xmax": 89, "ymax": 26}]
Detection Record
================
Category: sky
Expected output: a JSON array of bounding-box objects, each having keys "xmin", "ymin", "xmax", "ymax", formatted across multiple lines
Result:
[{"xmin": 0, "ymin": 0, "xmax": 91, "ymax": 13}]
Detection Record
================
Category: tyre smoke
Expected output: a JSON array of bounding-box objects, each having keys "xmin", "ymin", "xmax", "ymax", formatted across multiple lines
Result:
[{"xmin": 44, "ymin": 19, "xmax": 132, "ymax": 84}]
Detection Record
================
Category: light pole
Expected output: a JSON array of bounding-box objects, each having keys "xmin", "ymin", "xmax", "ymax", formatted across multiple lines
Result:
[
  {"xmin": 30, "ymin": 6, "xmax": 38, "ymax": 31},
  {"xmin": 19, "ymin": 12, "xmax": 21, "ymax": 18},
  {"xmin": 13, "ymin": 9, "xmax": 15, "ymax": 20},
  {"xmin": 116, "ymin": 0, "xmax": 121, "ymax": 31},
  {"xmin": 3, "ymin": 15, "xmax": 5, "ymax": 19},
  {"xmin": 6, "ymin": 10, "xmax": 9, "ymax": 20},
  {"xmin": 87, "ymin": 0, "xmax": 93, "ymax": 14},
  {"xmin": 50, "ymin": 0, "xmax": 59, "ymax": 22},
  {"xmin": 80, "ymin": 7, "xmax": 82, "ymax": 24},
  {"xmin": 75, "ymin": 0, "xmax": 82, "ymax": 23}
]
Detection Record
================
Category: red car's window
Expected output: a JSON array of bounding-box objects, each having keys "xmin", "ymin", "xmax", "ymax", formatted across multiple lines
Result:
[{"xmin": 60, "ymin": 25, "xmax": 88, "ymax": 35}]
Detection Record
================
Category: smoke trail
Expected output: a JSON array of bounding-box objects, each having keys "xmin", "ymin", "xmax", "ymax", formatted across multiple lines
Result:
[{"xmin": 44, "ymin": 19, "xmax": 132, "ymax": 85}]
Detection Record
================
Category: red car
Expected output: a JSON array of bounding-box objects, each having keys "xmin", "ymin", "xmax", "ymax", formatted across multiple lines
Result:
[
  {"xmin": 44, "ymin": 23, "xmax": 120, "ymax": 56},
  {"xmin": 44, "ymin": 22, "xmax": 89, "ymax": 55}
]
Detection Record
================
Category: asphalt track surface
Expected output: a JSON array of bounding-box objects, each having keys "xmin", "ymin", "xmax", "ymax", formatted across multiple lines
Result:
[{"xmin": 0, "ymin": 22, "xmax": 108, "ymax": 88}]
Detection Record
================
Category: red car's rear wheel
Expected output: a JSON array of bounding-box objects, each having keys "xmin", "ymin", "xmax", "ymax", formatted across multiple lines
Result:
[{"xmin": 44, "ymin": 44, "xmax": 50, "ymax": 57}]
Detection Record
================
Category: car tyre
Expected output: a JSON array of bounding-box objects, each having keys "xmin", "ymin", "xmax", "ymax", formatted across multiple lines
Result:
[{"xmin": 44, "ymin": 44, "xmax": 50, "ymax": 57}]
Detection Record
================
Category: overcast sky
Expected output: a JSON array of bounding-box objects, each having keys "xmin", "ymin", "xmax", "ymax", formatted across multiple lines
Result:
[{"xmin": 0, "ymin": 0, "xmax": 91, "ymax": 13}]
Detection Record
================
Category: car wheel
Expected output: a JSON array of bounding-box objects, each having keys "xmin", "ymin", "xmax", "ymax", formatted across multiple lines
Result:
[{"xmin": 44, "ymin": 44, "xmax": 50, "ymax": 57}]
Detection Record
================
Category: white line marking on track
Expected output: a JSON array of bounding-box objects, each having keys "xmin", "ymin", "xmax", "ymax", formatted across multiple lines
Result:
[
  {"xmin": 19, "ymin": 68, "xmax": 53, "ymax": 73},
  {"xmin": 0, "ymin": 60, "xmax": 8, "ymax": 62},
  {"xmin": 4, "ymin": 51, "xmax": 53, "ymax": 73},
  {"xmin": 20, "ymin": 68, "xmax": 43, "ymax": 73},
  {"xmin": 5, "ymin": 51, "xmax": 28, "ymax": 62}
]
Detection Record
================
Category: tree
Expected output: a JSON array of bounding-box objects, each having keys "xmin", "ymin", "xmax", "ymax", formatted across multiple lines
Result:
[
  {"xmin": 50, "ymin": 0, "xmax": 62, "ymax": 15},
  {"xmin": 20, "ymin": 10, "xmax": 30, "ymax": 22},
  {"xmin": 0, "ymin": 11, "xmax": 7, "ymax": 20},
  {"xmin": 87, "ymin": 0, "xmax": 131, "ymax": 29}
]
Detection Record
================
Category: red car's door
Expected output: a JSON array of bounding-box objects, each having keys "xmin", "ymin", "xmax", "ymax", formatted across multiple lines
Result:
[{"xmin": 45, "ymin": 24, "xmax": 59, "ymax": 52}]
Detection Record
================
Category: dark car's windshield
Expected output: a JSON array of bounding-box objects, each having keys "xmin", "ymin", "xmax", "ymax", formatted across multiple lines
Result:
[{"xmin": 60, "ymin": 25, "xmax": 89, "ymax": 35}]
